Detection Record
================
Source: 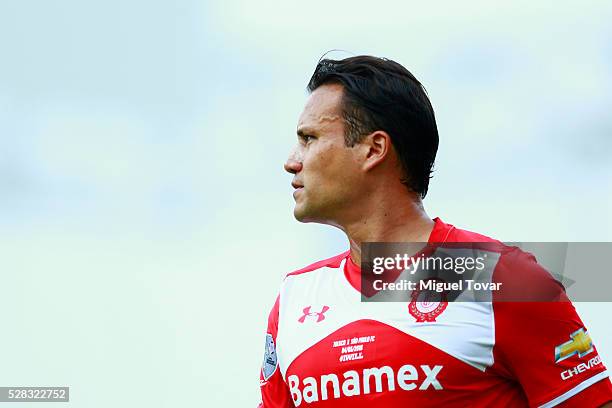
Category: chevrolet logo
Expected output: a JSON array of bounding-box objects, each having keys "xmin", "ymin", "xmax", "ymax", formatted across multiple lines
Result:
[{"xmin": 555, "ymin": 328, "xmax": 593, "ymax": 364}]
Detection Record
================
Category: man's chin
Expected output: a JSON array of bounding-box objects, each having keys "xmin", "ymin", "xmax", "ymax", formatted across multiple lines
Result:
[
  {"xmin": 293, "ymin": 207, "xmax": 309, "ymax": 223},
  {"xmin": 293, "ymin": 206, "xmax": 330, "ymax": 224},
  {"xmin": 293, "ymin": 205, "xmax": 316, "ymax": 223}
]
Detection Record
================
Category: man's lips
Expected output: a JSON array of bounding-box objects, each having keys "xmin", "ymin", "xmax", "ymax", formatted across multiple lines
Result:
[{"xmin": 292, "ymin": 182, "xmax": 303, "ymax": 198}]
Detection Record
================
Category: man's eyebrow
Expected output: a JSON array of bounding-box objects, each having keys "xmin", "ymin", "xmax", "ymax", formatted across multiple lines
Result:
[{"xmin": 297, "ymin": 127, "xmax": 317, "ymax": 137}]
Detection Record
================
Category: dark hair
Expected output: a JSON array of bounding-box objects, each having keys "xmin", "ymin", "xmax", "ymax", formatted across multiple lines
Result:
[{"xmin": 307, "ymin": 55, "xmax": 439, "ymax": 199}]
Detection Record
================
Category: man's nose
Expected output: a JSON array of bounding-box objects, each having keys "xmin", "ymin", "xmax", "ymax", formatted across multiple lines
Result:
[{"xmin": 284, "ymin": 148, "xmax": 303, "ymax": 174}]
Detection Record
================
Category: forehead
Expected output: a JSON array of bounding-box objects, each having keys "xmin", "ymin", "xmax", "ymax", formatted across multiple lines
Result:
[{"xmin": 297, "ymin": 83, "xmax": 344, "ymax": 132}]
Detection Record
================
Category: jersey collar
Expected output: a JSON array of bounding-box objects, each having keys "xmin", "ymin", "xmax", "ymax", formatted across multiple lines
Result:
[{"xmin": 343, "ymin": 217, "xmax": 455, "ymax": 293}]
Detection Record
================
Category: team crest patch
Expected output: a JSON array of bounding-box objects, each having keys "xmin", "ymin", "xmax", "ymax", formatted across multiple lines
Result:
[
  {"xmin": 262, "ymin": 334, "xmax": 278, "ymax": 380},
  {"xmin": 409, "ymin": 278, "xmax": 448, "ymax": 322}
]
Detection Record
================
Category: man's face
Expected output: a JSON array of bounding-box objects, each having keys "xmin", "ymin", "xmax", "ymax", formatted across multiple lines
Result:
[{"xmin": 284, "ymin": 83, "xmax": 363, "ymax": 224}]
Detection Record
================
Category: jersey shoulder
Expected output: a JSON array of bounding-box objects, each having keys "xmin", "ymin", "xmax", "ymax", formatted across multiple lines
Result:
[
  {"xmin": 445, "ymin": 222, "xmax": 554, "ymax": 284},
  {"xmin": 445, "ymin": 221, "xmax": 528, "ymax": 258},
  {"xmin": 444, "ymin": 221, "xmax": 565, "ymax": 301},
  {"xmin": 444, "ymin": 221, "xmax": 501, "ymax": 244},
  {"xmin": 285, "ymin": 251, "xmax": 349, "ymax": 279}
]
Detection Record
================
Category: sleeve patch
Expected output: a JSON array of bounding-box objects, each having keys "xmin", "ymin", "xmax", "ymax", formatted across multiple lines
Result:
[{"xmin": 262, "ymin": 333, "xmax": 278, "ymax": 380}]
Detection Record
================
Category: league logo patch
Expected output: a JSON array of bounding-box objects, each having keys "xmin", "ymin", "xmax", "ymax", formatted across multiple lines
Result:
[
  {"xmin": 408, "ymin": 278, "xmax": 448, "ymax": 322},
  {"xmin": 262, "ymin": 334, "xmax": 278, "ymax": 380}
]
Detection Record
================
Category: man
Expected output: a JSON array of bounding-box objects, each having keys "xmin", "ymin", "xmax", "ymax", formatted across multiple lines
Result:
[{"xmin": 258, "ymin": 55, "xmax": 612, "ymax": 407}]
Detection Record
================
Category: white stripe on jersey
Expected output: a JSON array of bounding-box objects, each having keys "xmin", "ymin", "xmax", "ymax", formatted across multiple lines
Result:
[{"xmin": 538, "ymin": 370, "xmax": 610, "ymax": 408}]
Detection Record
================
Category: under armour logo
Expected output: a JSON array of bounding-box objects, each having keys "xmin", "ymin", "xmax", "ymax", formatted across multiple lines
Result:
[{"xmin": 297, "ymin": 306, "xmax": 330, "ymax": 323}]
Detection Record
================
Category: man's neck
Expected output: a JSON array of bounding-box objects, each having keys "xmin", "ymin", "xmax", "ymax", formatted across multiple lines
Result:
[{"xmin": 343, "ymin": 198, "xmax": 434, "ymax": 266}]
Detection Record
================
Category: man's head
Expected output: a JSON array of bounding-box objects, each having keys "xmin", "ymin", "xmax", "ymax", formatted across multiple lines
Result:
[{"xmin": 284, "ymin": 55, "xmax": 439, "ymax": 224}]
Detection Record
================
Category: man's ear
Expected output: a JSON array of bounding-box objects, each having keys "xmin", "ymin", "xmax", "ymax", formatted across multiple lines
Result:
[{"xmin": 361, "ymin": 130, "xmax": 392, "ymax": 171}]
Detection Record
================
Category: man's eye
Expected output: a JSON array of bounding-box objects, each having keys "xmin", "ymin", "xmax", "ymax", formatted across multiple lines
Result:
[{"xmin": 301, "ymin": 135, "xmax": 315, "ymax": 143}]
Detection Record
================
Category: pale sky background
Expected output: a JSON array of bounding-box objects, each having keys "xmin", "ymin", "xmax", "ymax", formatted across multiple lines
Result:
[{"xmin": 0, "ymin": 1, "xmax": 611, "ymax": 406}]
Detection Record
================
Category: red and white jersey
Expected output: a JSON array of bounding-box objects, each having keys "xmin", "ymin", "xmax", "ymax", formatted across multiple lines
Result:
[{"xmin": 259, "ymin": 218, "xmax": 612, "ymax": 407}]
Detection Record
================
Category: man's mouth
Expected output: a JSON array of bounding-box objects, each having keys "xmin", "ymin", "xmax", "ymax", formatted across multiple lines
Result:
[{"xmin": 292, "ymin": 182, "xmax": 304, "ymax": 198}]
